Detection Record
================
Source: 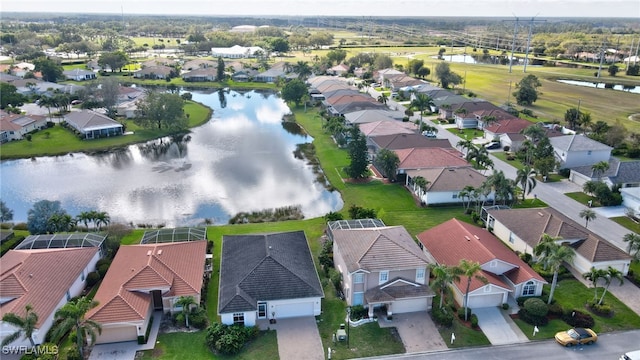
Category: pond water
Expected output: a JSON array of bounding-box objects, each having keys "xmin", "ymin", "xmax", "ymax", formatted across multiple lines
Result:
[
  {"xmin": 557, "ymin": 79, "xmax": 640, "ymax": 94},
  {"xmin": 431, "ymin": 54, "xmax": 478, "ymax": 64},
  {"xmin": 0, "ymin": 89, "xmax": 343, "ymax": 226}
]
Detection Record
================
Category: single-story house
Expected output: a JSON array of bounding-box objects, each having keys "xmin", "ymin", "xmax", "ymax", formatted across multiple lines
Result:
[
  {"xmin": 327, "ymin": 63, "xmax": 349, "ymax": 76},
  {"xmin": 394, "ymin": 147, "xmax": 468, "ymax": 175},
  {"xmin": 254, "ymin": 62, "xmax": 297, "ymax": 83},
  {"xmin": 406, "ymin": 166, "xmax": 491, "ymax": 206},
  {"xmin": 358, "ymin": 120, "xmax": 417, "ymax": 138},
  {"xmin": 133, "ymin": 65, "xmax": 173, "ymax": 80},
  {"xmin": 182, "ymin": 67, "xmax": 218, "ymax": 82},
  {"xmin": 0, "ymin": 114, "xmax": 47, "ymax": 143},
  {"xmin": 620, "ymin": 187, "xmax": 640, "ymax": 217},
  {"xmin": 499, "ymin": 133, "xmax": 526, "ymax": 152},
  {"xmin": 1, "ymin": 247, "xmax": 100, "ymax": 347},
  {"xmin": 450, "ymin": 101, "xmax": 503, "ymax": 129},
  {"xmin": 211, "ymin": 45, "xmax": 264, "ymax": 59},
  {"xmin": 417, "ymin": 219, "xmax": 547, "ymax": 308},
  {"xmin": 486, "ymin": 207, "xmax": 632, "ymax": 276},
  {"xmin": 218, "ymin": 231, "xmax": 323, "ymax": 326},
  {"xmin": 64, "ymin": 110, "xmax": 123, "ymax": 139},
  {"xmin": 369, "ymin": 133, "xmax": 451, "ymax": 158},
  {"xmin": 482, "ymin": 118, "xmax": 531, "ymax": 142},
  {"xmin": 87, "ymin": 240, "xmax": 207, "ymax": 344},
  {"xmin": 550, "ymin": 134, "xmax": 612, "ymax": 169},
  {"xmin": 231, "ymin": 69, "xmax": 258, "ymax": 82},
  {"xmin": 182, "ymin": 59, "xmax": 216, "ymax": 71},
  {"xmin": 344, "ymin": 109, "xmax": 405, "ymax": 127},
  {"xmin": 141, "ymin": 58, "xmax": 178, "ymax": 68},
  {"xmin": 63, "ymin": 68, "xmax": 97, "ymax": 81},
  {"xmin": 329, "ymin": 220, "xmax": 434, "ymax": 317},
  {"xmin": 375, "ymin": 68, "xmax": 404, "ymax": 85},
  {"xmin": 569, "ymin": 158, "xmax": 640, "ymax": 188}
]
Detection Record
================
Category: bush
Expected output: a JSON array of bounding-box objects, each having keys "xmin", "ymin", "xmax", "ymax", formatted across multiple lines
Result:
[
  {"xmin": 189, "ymin": 307, "xmax": 209, "ymax": 329},
  {"xmin": 431, "ymin": 306, "xmax": 454, "ymax": 327},
  {"xmin": 65, "ymin": 344, "xmax": 82, "ymax": 360},
  {"xmin": 523, "ymin": 298, "xmax": 548, "ymax": 317},
  {"xmin": 96, "ymin": 258, "xmax": 111, "ymax": 268},
  {"xmin": 562, "ymin": 309, "xmax": 595, "ymax": 328},
  {"xmin": 457, "ymin": 307, "xmax": 472, "ymax": 320},
  {"xmin": 626, "ymin": 147, "xmax": 640, "ymax": 158},
  {"xmin": 97, "ymin": 263, "xmax": 110, "ymax": 277},
  {"xmin": 205, "ymin": 323, "xmax": 259, "ymax": 355},
  {"xmin": 502, "ymin": 303, "xmax": 510, "ymax": 310},
  {"xmin": 518, "ymin": 308, "xmax": 549, "ymax": 326},
  {"xmin": 0, "ymin": 223, "xmax": 12, "ymax": 229},
  {"xmin": 548, "ymin": 303, "xmax": 563, "ymax": 317},
  {"xmin": 470, "ymin": 314, "xmax": 479, "ymax": 328},
  {"xmin": 519, "ymin": 252, "xmax": 533, "ymax": 264},
  {"xmin": 558, "ymin": 168, "xmax": 571, "ymax": 177},
  {"xmin": 85, "ymin": 271, "xmax": 100, "ymax": 287},
  {"xmin": 350, "ymin": 305, "xmax": 367, "ymax": 320},
  {"xmin": 589, "ymin": 302, "xmax": 612, "ymax": 316},
  {"xmin": 503, "ymin": 145, "xmax": 510, "ymax": 152}
]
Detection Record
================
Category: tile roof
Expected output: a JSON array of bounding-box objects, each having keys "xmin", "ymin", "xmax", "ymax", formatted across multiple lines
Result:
[
  {"xmin": 416, "ymin": 219, "xmax": 545, "ymax": 292},
  {"xmin": 484, "ymin": 118, "xmax": 532, "ymax": 134},
  {"xmin": 406, "ymin": 167, "xmax": 486, "ymax": 192},
  {"xmin": 395, "ymin": 147, "xmax": 468, "ymax": 170},
  {"xmin": 550, "ymin": 134, "xmax": 612, "ymax": 152},
  {"xmin": 370, "ymin": 133, "xmax": 451, "ymax": 150},
  {"xmin": 365, "ymin": 277, "xmax": 434, "ymax": 303},
  {"xmin": 87, "ymin": 241, "xmax": 206, "ymax": 324},
  {"xmin": 218, "ymin": 231, "xmax": 324, "ymax": 314},
  {"xmin": 332, "ymin": 101, "xmax": 386, "ymax": 114},
  {"xmin": 486, "ymin": 207, "xmax": 631, "ymax": 262},
  {"xmin": 0, "ymin": 248, "xmax": 99, "ymax": 327},
  {"xmin": 344, "ymin": 109, "xmax": 405, "ymax": 124},
  {"xmin": 331, "ymin": 226, "xmax": 430, "ymax": 273},
  {"xmin": 0, "ymin": 114, "xmax": 45, "ymax": 132},
  {"xmin": 64, "ymin": 110, "xmax": 123, "ymax": 132},
  {"xmin": 135, "ymin": 65, "xmax": 173, "ymax": 76}
]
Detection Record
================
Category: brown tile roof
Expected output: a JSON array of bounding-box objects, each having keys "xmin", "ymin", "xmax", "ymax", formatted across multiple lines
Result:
[
  {"xmin": 416, "ymin": 219, "xmax": 545, "ymax": 292},
  {"xmin": 395, "ymin": 147, "xmax": 468, "ymax": 170},
  {"xmin": 406, "ymin": 167, "xmax": 486, "ymax": 192},
  {"xmin": 365, "ymin": 277, "xmax": 434, "ymax": 303},
  {"xmin": 359, "ymin": 120, "xmax": 417, "ymax": 137},
  {"xmin": 370, "ymin": 134, "xmax": 451, "ymax": 150},
  {"xmin": 484, "ymin": 118, "xmax": 533, "ymax": 134},
  {"xmin": 0, "ymin": 248, "xmax": 99, "ymax": 327},
  {"xmin": 87, "ymin": 241, "xmax": 206, "ymax": 324},
  {"xmin": 486, "ymin": 207, "xmax": 631, "ymax": 262},
  {"xmin": 332, "ymin": 226, "xmax": 430, "ymax": 273}
]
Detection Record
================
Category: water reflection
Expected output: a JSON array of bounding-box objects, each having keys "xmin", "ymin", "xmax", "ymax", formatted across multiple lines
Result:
[
  {"xmin": 0, "ymin": 90, "xmax": 343, "ymax": 226},
  {"xmin": 557, "ymin": 79, "xmax": 639, "ymax": 94}
]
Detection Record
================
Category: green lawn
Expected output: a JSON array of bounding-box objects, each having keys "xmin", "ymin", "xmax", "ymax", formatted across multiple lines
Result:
[
  {"xmin": 446, "ymin": 127, "xmax": 484, "ymax": 141},
  {"xmin": 513, "ymin": 318, "xmax": 569, "ymax": 340},
  {"xmin": 438, "ymin": 317, "xmax": 491, "ymax": 348},
  {"xmin": 564, "ymin": 192, "xmax": 600, "ymax": 207},
  {"xmin": 610, "ymin": 216, "xmax": 640, "ymax": 234}
]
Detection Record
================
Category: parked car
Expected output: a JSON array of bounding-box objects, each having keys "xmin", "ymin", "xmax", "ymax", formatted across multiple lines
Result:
[
  {"xmin": 422, "ymin": 130, "xmax": 437, "ymax": 138},
  {"xmin": 484, "ymin": 142, "xmax": 501, "ymax": 150},
  {"xmin": 620, "ymin": 350, "xmax": 640, "ymax": 360},
  {"xmin": 554, "ymin": 328, "xmax": 597, "ymax": 347}
]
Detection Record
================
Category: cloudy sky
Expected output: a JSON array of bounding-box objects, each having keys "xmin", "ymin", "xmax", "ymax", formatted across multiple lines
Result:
[{"xmin": 1, "ymin": 0, "xmax": 638, "ymax": 18}]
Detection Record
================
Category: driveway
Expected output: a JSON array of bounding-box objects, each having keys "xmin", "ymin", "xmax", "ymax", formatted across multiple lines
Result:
[
  {"xmin": 593, "ymin": 205, "xmax": 628, "ymax": 218},
  {"xmin": 89, "ymin": 311, "xmax": 162, "ymax": 360},
  {"xmin": 275, "ymin": 317, "xmax": 324, "ymax": 360},
  {"xmin": 473, "ymin": 307, "xmax": 528, "ymax": 345},
  {"xmin": 378, "ymin": 311, "xmax": 447, "ymax": 353}
]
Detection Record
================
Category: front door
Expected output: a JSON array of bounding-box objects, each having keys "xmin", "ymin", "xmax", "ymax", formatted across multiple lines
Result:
[
  {"xmin": 258, "ymin": 302, "xmax": 267, "ymax": 319},
  {"xmin": 151, "ymin": 290, "xmax": 163, "ymax": 310}
]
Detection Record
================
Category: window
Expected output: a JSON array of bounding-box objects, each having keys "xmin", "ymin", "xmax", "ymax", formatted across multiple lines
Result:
[
  {"xmin": 509, "ymin": 232, "xmax": 515, "ymax": 244},
  {"xmin": 484, "ymin": 285, "xmax": 491, "ymax": 293},
  {"xmin": 522, "ymin": 281, "xmax": 536, "ymax": 296},
  {"xmin": 416, "ymin": 268, "xmax": 425, "ymax": 282},
  {"xmin": 452, "ymin": 194, "xmax": 458, "ymax": 199},
  {"xmin": 379, "ymin": 271, "xmax": 389, "ymax": 284},
  {"xmin": 66, "ymin": 291, "xmax": 71, "ymax": 301},
  {"xmin": 354, "ymin": 273, "xmax": 364, "ymax": 284},
  {"xmin": 490, "ymin": 260, "xmax": 497, "ymax": 267},
  {"xmin": 233, "ymin": 313, "xmax": 245, "ymax": 325},
  {"xmin": 353, "ymin": 292, "xmax": 364, "ymax": 305}
]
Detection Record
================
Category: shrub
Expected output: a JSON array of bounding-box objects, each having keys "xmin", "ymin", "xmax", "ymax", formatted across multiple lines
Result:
[
  {"xmin": 558, "ymin": 168, "xmax": 571, "ymax": 177},
  {"xmin": 13, "ymin": 222, "xmax": 28, "ymax": 230},
  {"xmin": 96, "ymin": 258, "xmax": 111, "ymax": 268},
  {"xmin": 519, "ymin": 252, "xmax": 533, "ymax": 264},
  {"xmin": 97, "ymin": 263, "xmax": 110, "ymax": 277},
  {"xmin": 65, "ymin": 344, "xmax": 82, "ymax": 360},
  {"xmin": 548, "ymin": 303, "xmax": 563, "ymax": 317},
  {"xmin": 205, "ymin": 323, "xmax": 259, "ymax": 355},
  {"xmin": 470, "ymin": 314, "xmax": 479, "ymax": 328},
  {"xmin": 589, "ymin": 302, "xmax": 612, "ymax": 316},
  {"xmin": 350, "ymin": 305, "xmax": 367, "ymax": 320},
  {"xmin": 85, "ymin": 271, "xmax": 100, "ymax": 287},
  {"xmin": 0, "ymin": 223, "xmax": 12, "ymax": 229},
  {"xmin": 523, "ymin": 298, "xmax": 548, "ymax": 317},
  {"xmin": 562, "ymin": 309, "xmax": 595, "ymax": 328},
  {"xmin": 502, "ymin": 303, "xmax": 510, "ymax": 310},
  {"xmin": 457, "ymin": 307, "xmax": 472, "ymax": 320},
  {"xmin": 190, "ymin": 307, "xmax": 209, "ymax": 329},
  {"xmin": 518, "ymin": 308, "xmax": 549, "ymax": 326},
  {"xmin": 503, "ymin": 145, "xmax": 510, "ymax": 152},
  {"xmin": 431, "ymin": 306, "xmax": 454, "ymax": 327}
]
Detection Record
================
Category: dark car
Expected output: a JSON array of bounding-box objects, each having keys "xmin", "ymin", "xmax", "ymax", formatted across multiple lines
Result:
[{"xmin": 484, "ymin": 142, "xmax": 501, "ymax": 150}]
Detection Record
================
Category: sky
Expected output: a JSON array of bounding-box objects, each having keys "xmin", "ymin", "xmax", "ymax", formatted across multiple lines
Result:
[{"xmin": 1, "ymin": 0, "xmax": 639, "ymax": 18}]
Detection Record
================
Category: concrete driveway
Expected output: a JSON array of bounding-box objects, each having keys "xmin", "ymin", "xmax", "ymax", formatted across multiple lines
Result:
[
  {"xmin": 473, "ymin": 307, "xmax": 528, "ymax": 345},
  {"xmin": 378, "ymin": 312, "xmax": 447, "ymax": 353},
  {"xmin": 275, "ymin": 317, "xmax": 324, "ymax": 360}
]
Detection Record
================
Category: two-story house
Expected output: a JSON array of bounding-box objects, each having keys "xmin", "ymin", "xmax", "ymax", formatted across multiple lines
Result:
[{"xmin": 550, "ymin": 134, "xmax": 612, "ymax": 169}]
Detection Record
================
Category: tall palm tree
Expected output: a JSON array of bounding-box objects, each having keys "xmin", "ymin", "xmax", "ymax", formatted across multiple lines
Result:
[
  {"xmin": 579, "ymin": 208, "xmax": 597, "ymax": 228},
  {"xmin": 484, "ymin": 170, "xmax": 516, "ymax": 206},
  {"xmin": 534, "ymin": 234, "xmax": 575, "ymax": 304},
  {"xmin": 457, "ymin": 259, "xmax": 487, "ymax": 321},
  {"xmin": 515, "ymin": 166, "xmax": 537, "ymax": 201},
  {"xmin": 582, "ymin": 181, "xmax": 598, "ymax": 197},
  {"xmin": 597, "ymin": 267, "xmax": 624, "ymax": 305},
  {"xmin": 410, "ymin": 93, "xmax": 434, "ymax": 132},
  {"xmin": 623, "ymin": 233, "xmax": 640, "ymax": 260},
  {"xmin": 582, "ymin": 267, "xmax": 606, "ymax": 302},
  {"xmin": 456, "ymin": 139, "xmax": 474, "ymax": 158},
  {"xmin": 591, "ymin": 161, "xmax": 610, "ymax": 181},
  {"xmin": 1, "ymin": 305, "xmax": 39, "ymax": 347},
  {"xmin": 175, "ymin": 296, "xmax": 197, "ymax": 328},
  {"xmin": 51, "ymin": 297, "xmax": 101, "ymax": 359},
  {"xmin": 458, "ymin": 185, "xmax": 476, "ymax": 212},
  {"xmin": 292, "ymin": 61, "xmax": 312, "ymax": 80},
  {"xmin": 94, "ymin": 211, "xmax": 110, "ymax": 231},
  {"xmin": 522, "ymin": 125, "xmax": 546, "ymax": 143},
  {"xmin": 377, "ymin": 93, "xmax": 388, "ymax": 105},
  {"xmin": 412, "ymin": 176, "xmax": 430, "ymax": 198},
  {"xmin": 429, "ymin": 264, "xmax": 461, "ymax": 309}
]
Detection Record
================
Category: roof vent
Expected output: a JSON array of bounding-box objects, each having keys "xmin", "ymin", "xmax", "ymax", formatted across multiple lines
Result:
[
  {"xmin": 537, "ymin": 212, "xmax": 544, "ymax": 217},
  {"xmin": 464, "ymin": 236, "xmax": 471, "ymax": 241},
  {"xmin": 157, "ymin": 249, "xmax": 163, "ymax": 255},
  {"xmin": 474, "ymin": 235, "xmax": 480, "ymax": 239},
  {"xmin": 146, "ymin": 250, "xmax": 152, "ymax": 256},
  {"xmin": 29, "ymin": 274, "xmax": 33, "ymax": 278}
]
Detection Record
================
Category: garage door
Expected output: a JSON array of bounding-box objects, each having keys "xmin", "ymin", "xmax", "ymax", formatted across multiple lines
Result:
[
  {"xmin": 275, "ymin": 302, "xmax": 314, "ymax": 319},
  {"xmin": 468, "ymin": 294, "xmax": 504, "ymax": 309},
  {"xmin": 96, "ymin": 325, "xmax": 138, "ymax": 344},
  {"xmin": 393, "ymin": 298, "xmax": 427, "ymax": 313}
]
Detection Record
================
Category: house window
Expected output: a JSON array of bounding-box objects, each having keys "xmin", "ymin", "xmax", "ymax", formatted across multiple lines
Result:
[
  {"xmin": 484, "ymin": 285, "xmax": 491, "ymax": 293},
  {"xmin": 509, "ymin": 232, "xmax": 515, "ymax": 244},
  {"xmin": 66, "ymin": 291, "xmax": 71, "ymax": 301},
  {"xmin": 353, "ymin": 292, "xmax": 364, "ymax": 306},
  {"xmin": 522, "ymin": 281, "xmax": 536, "ymax": 296},
  {"xmin": 452, "ymin": 194, "xmax": 458, "ymax": 199},
  {"xmin": 354, "ymin": 273, "xmax": 364, "ymax": 284},
  {"xmin": 490, "ymin": 260, "xmax": 497, "ymax": 267},
  {"xmin": 233, "ymin": 313, "xmax": 245, "ymax": 325},
  {"xmin": 379, "ymin": 271, "xmax": 389, "ymax": 284},
  {"xmin": 416, "ymin": 268, "xmax": 425, "ymax": 282}
]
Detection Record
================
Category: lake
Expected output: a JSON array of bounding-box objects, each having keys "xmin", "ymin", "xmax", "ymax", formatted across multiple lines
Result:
[
  {"xmin": 0, "ymin": 89, "xmax": 343, "ymax": 227},
  {"xmin": 557, "ymin": 79, "xmax": 640, "ymax": 94}
]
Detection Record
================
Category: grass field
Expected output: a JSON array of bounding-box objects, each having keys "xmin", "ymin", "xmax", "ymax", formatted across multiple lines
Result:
[{"xmin": 610, "ymin": 216, "xmax": 640, "ymax": 234}]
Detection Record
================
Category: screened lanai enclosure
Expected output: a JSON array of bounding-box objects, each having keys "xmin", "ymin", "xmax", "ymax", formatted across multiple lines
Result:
[
  {"xmin": 15, "ymin": 233, "xmax": 107, "ymax": 256},
  {"xmin": 140, "ymin": 227, "xmax": 207, "ymax": 244}
]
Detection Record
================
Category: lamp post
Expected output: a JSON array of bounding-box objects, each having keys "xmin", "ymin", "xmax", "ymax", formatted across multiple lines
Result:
[{"xmin": 346, "ymin": 306, "xmax": 351, "ymax": 348}]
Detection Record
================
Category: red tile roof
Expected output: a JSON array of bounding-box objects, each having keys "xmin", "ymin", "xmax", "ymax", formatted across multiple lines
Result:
[
  {"xmin": 484, "ymin": 118, "xmax": 533, "ymax": 134},
  {"xmin": 0, "ymin": 248, "xmax": 99, "ymax": 327},
  {"xmin": 87, "ymin": 241, "xmax": 206, "ymax": 324},
  {"xmin": 395, "ymin": 147, "xmax": 468, "ymax": 170}
]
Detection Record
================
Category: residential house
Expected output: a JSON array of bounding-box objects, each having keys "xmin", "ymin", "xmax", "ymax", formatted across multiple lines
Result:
[
  {"xmin": 406, "ymin": 167, "xmax": 490, "ymax": 206},
  {"xmin": 182, "ymin": 59, "xmax": 216, "ymax": 71},
  {"xmin": 218, "ymin": 231, "xmax": 323, "ymax": 326},
  {"xmin": 64, "ymin": 110, "xmax": 123, "ymax": 139},
  {"xmin": 87, "ymin": 240, "xmax": 207, "ymax": 344},
  {"xmin": 63, "ymin": 68, "xmax": 97, "ymax": 81},
  {"xmin": 569, "ymin": 158, "xmax": 640, "ymax": 188},
  {"xmin": 387, "ymin": 75, "xmax": 425, "ymax": 92},
  {"xmin": 12, "ymin": 79, "xmax": 83, "ymax": 96},
  {"xmin": 482, "ymin": 117, "xmax": 531, "ymax": 142},
  {"xmin": 430, "ymin": 93, "xmax": 470, "ymax": 115},
  {"xmin": 550, "ymin": 134, "xmax": 612, "ymax": 169},
  {"xmin": 231, "ymin": 69, "xmax": 258, "ymax": 82},
  {"xmin": 369, "ymin": 133, "xmax": 451, "ymax": 155},
  {"xmin": 8, "ymin": 62, "xmax": 35, "ymax": 78},
  {"xmin": 448, "ymin": 101, "xmax": 503, "ymax": 129},
  {"xmin": 394, "ymin": 147, "xmax": 468, "ymax": 175},
  {"xmin": 182, "ymin": 67, "xmax": 218, "ymax": 82},
  {"xmin": 498, "ymin": 133, "xmax": 526, "ymax": 152},
  {"xmin": 358, "ymin": 120, "xmax": 417, "ymax": 138},
  {"xmin": 344, "ymin": 109, "xmax": 404, "ymax": 127},
  {"xmin": 141, "ymin": 58, "xmax": 178, "ymax": 68},
  {"xmin": 133, "ymin": 65, "xmax": 173, "ymax": 80},
  {"xmin": 620, "ymin": 187, "xmax": 640, "ymax": 217},
  {"xmin": 417, "ymin": 219, "xmax": 547, "ymax": 308},
  {"xmin": 211, "ymin": 45, "xmax": 264, "ymax": 59},
  {"xmin": 325, "ymin": 95, "xmax": 385, "ymax": 116},
  {"xmin": 327, "ymin": 63, "xmax": 349, "ymax": 76},
  {"xmin": 375, "ymin": 68, "xmax": 404, "ymax": 86},
  {"xmin": 328, "ymin": 220, "xmax": 434, "ymax": 317},
  {"xmin": 116, "ymin": 86, "xmax": 146, "ymax": 119},
  {"xmin": 0, "ymin": 247, "xmax": 100, "ymax": 347},
  {"xmin": 485, "ymin": 207, "xmax": 632, "ymax": 276},
  {"xmin": 0, "ymin": 113, "xmax": 47, "ymax": 143},
  {"xmin": 254, "ymin": 62, "xmax": 297, "ymax": 83}
]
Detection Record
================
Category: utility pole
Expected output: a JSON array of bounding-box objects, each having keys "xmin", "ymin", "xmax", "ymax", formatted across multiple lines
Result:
[
  {"xmin": 503, "ymin": 17, "xmax": 520, "ymax": 73},
  {"xmin": 506, "ymin": 81, "xmax": 512, "ymax": 106},
  {"xmin": 596, "ymin": 36, "xmax": 607, "ymax": 78},
  {"xmin": 627, "ymin": 38, "xmax": 635, "ymax": 69},
  {"xmin": 523, "ymin": 16, "xmax": 546, "ymax": 73}
]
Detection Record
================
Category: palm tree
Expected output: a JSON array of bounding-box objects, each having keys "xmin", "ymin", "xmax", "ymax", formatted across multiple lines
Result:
[
  {"xmin": 480, "ymin": 115, "xmax": 497, "ymax": 129},
  {"xmin": 457, "ymin": 259, "xmax": 487, "ymax": 321},
  {"xmin": 456, "ymin": 139, "xmax": 474, "ymax": 158},
  {"xmin": 38, "ymin": 96, "xmax": 57, "ymax": 120},
  {"xmin": 623, "ymin": 233, "xmax": 640, "ymax": 260},
  {"xmin": 534, "ymin": 234, "xmax": 575, "ymax": 304},
  {"xmin": 522, "ymin": 125, "xmax": 546, "ymax": 143},
  {"xmin": 582, "ymin": 181, "xmax": 599, "ymax": 197},
  {"xmin": 515, "ymin": 166, "xmax": 537, "ymax": 201},
  {"xmin": 292, "ymin": 61, "xmax": 312, "ymax": 80},
  {"xmin": 597, "ymin": 267, "xmax": 624, "ymax": 305},
  {"xmin": 484, "ymin": 170, "xmax": 516, "ymax": 206},
  {"xmin": 458, "ymin": 185, "xmax": 476, "ymax": 212},
  {"xmin": 410, "ymin": 93, "xmax": 434, "ymax": 132},
  {"xmin": 412, "ymin": 176, "xmax": 430, "ymax": 198},
  {"xmin": 51, "ymin": 297, "xmax": 101, "ymax": 359},
  {"xmin": 429, "ymin": 264, "xmax": 461, "ymax": 309},
  {"xmin": 175, "ymin": 296, "xmax": 197, "ymax": 328},
  {"xmin": 591, "ymin": 161, "xmax": 610, "ymax": 181},
  {"xmin": 94, "ymin": 211, "xmax": 110, "ymax": 230},
  {"xmin": 579, "ymin": 208, "xmax": 597, "ymax": 228},
  {"xmin": 1, "ymin": 305, "xmax": 39, "ymax": 347},
  {"xmin": 582, "ymin": 267, "xmax": 606, "ymax": 302},
  {"xmin": 377, "ymin": 93, "xmax": 388, "ymax": 105},
  {"xmin": 580, "ymin": 112, "xmax": 593, "ymax": 132}
]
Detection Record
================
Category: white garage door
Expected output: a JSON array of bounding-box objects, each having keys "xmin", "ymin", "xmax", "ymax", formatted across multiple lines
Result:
[
  {"xmin": 97, "ymin": 325, "xmax": 137, "ymax": 344},
  {"xmin": 468, "ymin": 294, "xmax": 504, "ymax": 308},
  {"xmin": 275, "ymin": 302, "xmax": 314, "ymax": 319},
  {"xmin": 393, "ymin": 298, "xmax": 428, "ymax": 313}
]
